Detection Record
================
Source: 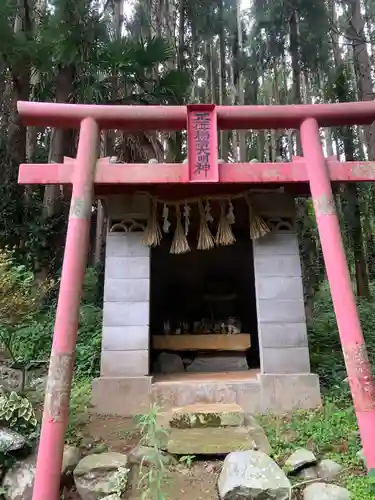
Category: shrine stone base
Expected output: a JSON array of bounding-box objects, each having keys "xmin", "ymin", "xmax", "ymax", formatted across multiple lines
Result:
[{"xmin": 91, "ymin": 372, "xmax": 321, "ymax": 417}]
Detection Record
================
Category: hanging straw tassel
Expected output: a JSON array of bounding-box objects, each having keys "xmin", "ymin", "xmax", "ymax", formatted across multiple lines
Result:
[
  {"xmin": 170, "ymin": 204, "xmax": 190, "ymax": 254},
  {"xmin": 162, "ymin": 203, "xmax": 171, "ymax": 233},
  {"xmin": 245, "ymin": 194, "xmax": 270, "ymax": 239},
  {"xmin": 197, "ymin": 199, "xmax": 214, "ymax": 250},
  {"xmin": 183, "ymin": 202, "xmax": 191, "ymax": 236},
  {"xmin": 215, "ymin": 201, "xmax": 236, "ymax": 246},
  {"xmin": 142, "ymin": 198, "xmax": 162, "ymax": 247},
  {"xmin": 205, "ymin": 200, "xmax": 214, "ymax": 223}
]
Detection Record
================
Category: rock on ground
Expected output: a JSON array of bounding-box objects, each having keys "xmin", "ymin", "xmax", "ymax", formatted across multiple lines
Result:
[
  {"xmin": 62, "ymin": 445, "xmax": 81, "ymax": 475},
  {"xmin": 0, "ymin": 428, "xmax": 27, "ymax": 453},
  {"xmin": 153, "ymin": 352, "xmax": 185, "ymax": 374},
  {"xmin": 296, "ymin": 467, "xmax": 318, "ymax": 480},
  {"xmin": 357, "ymin": 448, "xmax": 366, "ymax": 465},
  {"xmin": 157, "ymin": 404, "xmax": 271, "ymax": 455},
  {"xmin": 3, "ymin": 455, "xmax": 36, "ymax": 500},
  {"xmin": 73, "ymin": 452, "xmax": 129, "ymax": 500},
  {"xmin": 186, "ymin": 355, "xmax": 248, "ymax": 372},
  {"xmin": 303, "ymin": 483, "xmax": 350, "ymax": 500},
  {"xmin": 285, "ymin": 448, "xmax": 317, "ymax": 473},
  {"xmin": 316, "ymin": 459, "xmax": 344, "ymax": 481},
  {"xmin": 218, "ymin": 450, "xmax": 291, "ymax": 500},
  {"xmin": 101, "ymin": 496, "xmax": 122, "ymax": 500},
  {"xmin": 2, "ymin": 445, "xmax": 83, "ymax": 499}
]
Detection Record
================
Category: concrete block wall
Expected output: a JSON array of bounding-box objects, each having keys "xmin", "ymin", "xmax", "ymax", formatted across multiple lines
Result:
[
  {"xmin": 253, "ymin": 231, "xmax": 311, "ymax": 374},
  {"xmin": 101, "ymin": 232, "xmax": 150, "ymax": 377}
]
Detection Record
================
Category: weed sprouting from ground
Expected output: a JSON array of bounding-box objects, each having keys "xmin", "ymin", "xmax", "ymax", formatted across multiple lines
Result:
[{"xmin": 136, "ymin": 404, "xmax": 168, "ymax": 500}]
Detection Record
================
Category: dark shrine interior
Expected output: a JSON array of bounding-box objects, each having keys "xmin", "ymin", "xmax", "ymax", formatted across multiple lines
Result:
[{"xmin": 149, "ymin": 199, "xmax": 259, "ymax": 374}]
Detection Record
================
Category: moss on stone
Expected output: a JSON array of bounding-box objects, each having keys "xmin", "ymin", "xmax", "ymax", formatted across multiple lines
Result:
[{"xmin": 170, "ymin": 412, "xmax": 223, "ymax": 429}]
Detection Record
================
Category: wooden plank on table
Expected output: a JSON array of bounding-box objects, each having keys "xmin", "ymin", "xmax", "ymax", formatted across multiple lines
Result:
[{"xmin": 152, "ymin": 334, "xmax": 251, "ymax": 351}]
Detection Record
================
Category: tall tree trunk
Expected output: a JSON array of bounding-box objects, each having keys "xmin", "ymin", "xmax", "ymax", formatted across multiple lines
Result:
[
  {"xmin": 204, "ymin": 41, "xmax": 211, "ymax": 102},
  {"xmin": 174, "ymin": 0, "xmax": 185, "ymax": 161},
  {"xmin": 334, "ymin": 60, "xmax": 371, "ymax": 297},
  {"xmin": 289, "ymin": 9, "xmax": 302, "ymax": 154},
  {"xmin": 190, "ymin": 20, "xmax": 198, "ymax": 101},
  {"xmin": 210, "ymin": 42, "xmax": 216, "ymax": 103},
  {"xmin": 348, "ymin": 0, "xmax": 375, "ymax": 159},
  {"xmin": 94, "ymin": 0, "xmax": 124, "ymax": 265},
  {"xmin": 7, "ymin": 0, "xmax": 32, "ymax": 180},
  {"xmin": 43, "ymin": 66, "xmax": 75, "ymax": 217},
  {"xmin": 218, "ymin": 0, "xmax": 229, "ymax": 161},
  {"xmin": 236, "ymin": 0, "xmax": 246, "ymax": 160}
]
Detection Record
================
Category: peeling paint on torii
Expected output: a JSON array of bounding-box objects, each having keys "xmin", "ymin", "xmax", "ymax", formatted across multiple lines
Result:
[{"xmin": 16, "ymin": 100, "xmax": 375, "ymax": 499}]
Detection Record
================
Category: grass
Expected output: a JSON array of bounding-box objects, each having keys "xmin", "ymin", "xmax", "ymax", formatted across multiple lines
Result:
[
  {"xmin": 258, "ymin": 391, "xmax": 372, "ymax": 499},
  {"xmin": 65, "ymin": 378, "xmax": 92, "ymax": 445}
]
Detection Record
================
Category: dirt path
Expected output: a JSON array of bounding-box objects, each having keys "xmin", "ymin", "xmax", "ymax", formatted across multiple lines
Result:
[{"xmin": 79, "ymin": 413, "xmax": 221, "ymax": 500}]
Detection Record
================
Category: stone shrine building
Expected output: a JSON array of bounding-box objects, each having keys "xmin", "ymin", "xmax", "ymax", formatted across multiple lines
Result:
[{"xmin": 92, "ymin": 189, "xmax": 322, "ymax": 416}]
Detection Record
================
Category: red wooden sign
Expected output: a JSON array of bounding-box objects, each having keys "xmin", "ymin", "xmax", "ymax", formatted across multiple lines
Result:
[{"xmin": 187, "ymin": 104, "xmax": 219, "ymax": 182}]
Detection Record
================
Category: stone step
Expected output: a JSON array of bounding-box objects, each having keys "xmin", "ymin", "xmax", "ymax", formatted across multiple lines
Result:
[
  {"xmin": 157, "ymin": 403, "xmax": 246, "ymax": 429},
  {"xmin": 155, "ymin": 402, "xmax": 271, "ymax": 455},
  {"xmin": 151, "ymin": 377, "xmax": 261, "ymax": 413}
]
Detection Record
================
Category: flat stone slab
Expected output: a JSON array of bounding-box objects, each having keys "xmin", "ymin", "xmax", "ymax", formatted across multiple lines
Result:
[
  {"xmin": 165, "ymin": 426, "xmax": 270, "ymax": 455},
  {"xmin": 156, "ymin": 403, "xmax": 270, "ymax": 455},
  {"xmin": 159, "ymin": 403, "xmax": 246, "ymax": 429}
]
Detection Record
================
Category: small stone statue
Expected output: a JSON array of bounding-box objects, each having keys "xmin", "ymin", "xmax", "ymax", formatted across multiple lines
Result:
[
  {"xmin": 227, "ymin": 317, "xmax": 241, "ymax": 335},
  {"xmin": 163, "ymin": 321, "xmax": 171, "ymax": 335}
]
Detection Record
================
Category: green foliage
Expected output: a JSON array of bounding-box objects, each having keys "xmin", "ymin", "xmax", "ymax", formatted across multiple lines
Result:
[
  {"xmin": 250, "ymin": 0, "xmax": 330, "ymax": 71},
  {"xmin": 0, "ymin": 0, "xmax": 191, "ymax": 287},
  {"xmin": 0, "ymin": 391, "xmax": 38, "ymax": 432},
  {"xmin": 11, "ymin": 268, "xmax": 102, "ymax": 378},
  {"xmin": 136, "ymin": 404, "xmax": 168, "ymax": 500},
  {"xmin": 179, "ymin": 454, "xmax": 196, "ymax": 467},
  {"xmin": 308, "ymin": 282, "xmax": 375, "ymax": 389},
  {"xmin": 0, "ymin": 248, "xmax": 53, "ymax": 361},
  {"xmin": 65, "ymin": 378, "xmax": 92, "ymax": 445}
]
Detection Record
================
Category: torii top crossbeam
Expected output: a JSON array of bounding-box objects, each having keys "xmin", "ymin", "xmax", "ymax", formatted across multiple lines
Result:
[
  {"xmin": 16, "ymin": 101, "xmax": 375, "ymax": 187},
  {"xmin": 17, "ymin": 100, "xmax": 375, "ymax": 129}
]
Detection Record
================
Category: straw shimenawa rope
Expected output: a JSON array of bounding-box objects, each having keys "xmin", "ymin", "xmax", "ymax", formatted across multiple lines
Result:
[
  {"xmin": 170, "ymin": 204, "xmax": 190, "ymax": 254},
  {"xmin": 245, "ymin": 194, "xmax": 270, "ymax": 239},
  {"xmin": 215, "ymin": 201, "xmax": 236, "ymax": 246},
  {"xmin": 197, "ymin": 200, "xmax": 214, "ymax": 250},
  {"xmin": 140, "ymin": 189, "xmax": 274, "ymax": 250},
  {"xmin": 142, "ymin": 198, "xmax": 162, "ymax": 247}
]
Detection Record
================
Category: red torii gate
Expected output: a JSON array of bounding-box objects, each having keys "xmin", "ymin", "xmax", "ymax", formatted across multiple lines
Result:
[{"xmin": 17, "ymin": 100, "xmax": 375, "ymax": 499}]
